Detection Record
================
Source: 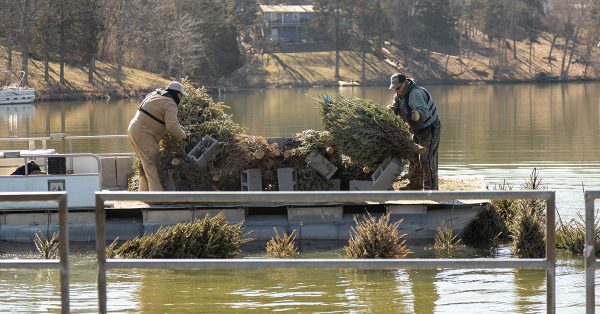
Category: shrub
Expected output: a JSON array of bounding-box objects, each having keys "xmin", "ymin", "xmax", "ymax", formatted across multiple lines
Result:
[
  {"xmin": 463, "ymin": 208, "xmax": 507, "ymax": 246},
  {"xmin": 33, "ymin": 232, "xmax": 59, "ymax": 259},
  {"xmin": 433, "ymin": 224, "xmax": 462, "ymax": 257},
  {"xmin": 511, "ymin": 211, "xmax": 546, "ymax": 258},
  {"xmin": 556, "ymin": 211, "xmax": 600, "ymax": 256},
  {"xmin": 115, "ymin": 212, "xmax": 252, "ymax": 258},
  {"xmin": 266, "ymin": 228, "xmax": 297, "ymax": 258},
  {"xmin": 345, "ymin": 213, "xmax": 411, "ymax": 259}
]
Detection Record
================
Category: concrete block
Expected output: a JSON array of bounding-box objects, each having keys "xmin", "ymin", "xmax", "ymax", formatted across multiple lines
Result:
[
  {"xmin": 328, "ymin": 179, "xmax": 341, "ymax": 191},
  {"xmin": 49, "ymin": 212, "xmax": 96, "ymax": 224},
  {"xmin": 386, "ymin": 204, "xmax": 427, "ymax": 215},
  {"xmin": 115, "ymin": 156, "xmax": 133, "ymax": 188},
  {"xmin": 187, "ymin": 135, "xmax": 220, "ymax": 169},
  {"xmin": 306, "ymin": 151, "xmax": 338, "ymax": 179},
  {"xmin": 292, "ymin": 223, "xmax": 341, "ymax": 240},
  {"xmin": 3, "ymin": 212, "xmax": 49, "ymax": 226},
  {"xmin": 101, "ymin": 157, "xmax": 117, "ymax": 188},
  {"xmin": 277, "ymin": 168, "xmax": 297, "ymax": 191},
  {"xmin": 287, "ymin": 205, "xmax": 343, "ymax": 222},
  {"xmin": 349, "ymin": 180, "xmax": 376, "ymax": 191},
  {"xmin": 194, "ymin": 208, "xmax": 246, "ymax": 223},
  {"xmin": 144, "ymin": 209, "xmax": 194, "ymax": 224},
  {"xmin": 241, "ymin": 168, "xmax": 262, "ymax": 191},
  {"xmin": 372, "ymin": 157, "xmax": 403, "ymax": 190}
]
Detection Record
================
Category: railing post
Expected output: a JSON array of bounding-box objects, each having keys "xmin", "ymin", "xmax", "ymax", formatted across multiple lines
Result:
[
  {"xmin": 585, "ymin": 191, "xmax": 596, "ymax": 314},
  {"xmin": 96, "ymin": 194, "xmax": 107, "ymax": 314},
  {"xmin": 58, "ymin": 195, "xmax": 70, "ymax": 314},
  {"xmin": 546, "ymin": 197, "xmax": 556, "ymax": 314}
]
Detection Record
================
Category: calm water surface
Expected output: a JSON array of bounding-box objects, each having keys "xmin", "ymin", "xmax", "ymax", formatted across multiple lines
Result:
[{"xmin": 0, "ymin": 83, "xmax": 599, "ymax": 312}]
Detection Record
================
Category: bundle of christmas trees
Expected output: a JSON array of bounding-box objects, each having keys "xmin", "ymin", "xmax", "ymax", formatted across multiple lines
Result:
[{"xmin": 131, "ymin": 82, "xmax": 422, "ymax": 191}]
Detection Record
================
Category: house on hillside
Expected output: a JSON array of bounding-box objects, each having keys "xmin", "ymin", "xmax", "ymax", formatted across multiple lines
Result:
[{"xmin": 259, "ymin": 4, "xmax": 314, "ymax": 43}]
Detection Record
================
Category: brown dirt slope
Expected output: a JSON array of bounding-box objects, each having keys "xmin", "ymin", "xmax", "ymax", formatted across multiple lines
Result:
[{"xmin": 0, "ymin": 48, "xmax": 168, "ymax": 101}]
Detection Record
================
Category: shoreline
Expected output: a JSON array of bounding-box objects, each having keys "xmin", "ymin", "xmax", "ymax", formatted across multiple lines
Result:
[{"xmin": 32, "ymin": 77, "xmax": 599, "ymax": 102}]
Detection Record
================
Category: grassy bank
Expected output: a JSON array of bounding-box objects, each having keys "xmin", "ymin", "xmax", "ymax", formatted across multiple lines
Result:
[
  {"xmin": 230, "ymin": 31, "xmax": 600, "ymax": 88},
  {"xmin": 0, "ymin": 49, "xmax": 168, "ymax": 101}
]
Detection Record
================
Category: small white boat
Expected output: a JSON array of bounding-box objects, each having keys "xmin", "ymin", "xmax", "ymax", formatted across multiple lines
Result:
[{"xmin": 0, "ymin": 71, "xmax": 35, "ymax": 105}]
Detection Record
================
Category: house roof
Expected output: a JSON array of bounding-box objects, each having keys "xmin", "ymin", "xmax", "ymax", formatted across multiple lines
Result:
[{"xmin": 259, "ymin": 5, "xmax": 314, "ymax": 13}]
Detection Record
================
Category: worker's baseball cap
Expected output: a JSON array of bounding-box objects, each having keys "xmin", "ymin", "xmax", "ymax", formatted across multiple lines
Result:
[
  {"xmin": 166, "ymin": 81, "xmax": 188, "ymax": 96},
  {"xmin": 389, "ymin": 73, "xmax": 407, "ymax": 90}
]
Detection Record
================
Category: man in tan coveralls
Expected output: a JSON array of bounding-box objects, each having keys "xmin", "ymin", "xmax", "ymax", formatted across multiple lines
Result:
[{"xmin": 128, "ymin": 81, "xmax": 188, "ymax": 191}]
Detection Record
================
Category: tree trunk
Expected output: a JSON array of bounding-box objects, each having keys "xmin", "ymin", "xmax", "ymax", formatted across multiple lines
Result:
[
  {"xmin": 559, "ymin": 35, "xmax": 570, "ymax": 79},
  {"xmin": 565, "ymin": 27, "xmax": 581, "ymax": 76},
  {"xmin": 360, "ymin": 51, "xmax": 366, "ymax": 83},
  {"xmin": 548, "ymin": 34, "xmax": 557, "ymax": 63},
  {"xmin": 59, "ymin": 0, "xmax": 65, "ymax": 84},
  {"xmin": 529, "ymin": 43, "xmax": 532, "ymax": 74},
  {"xmin": 7, "ymin": 41, "xmax": 12, "ymax": 71},
  {"xmin": 20, "ymin": 0, "xmax": 31, "ymax": 86},
  {"xmin": 88, "ymin": 54, "xmax": 95, "ymax": 84},
  {"xmin": 116, "ymin": 0, "xmax": 127, "ymax": 84}
]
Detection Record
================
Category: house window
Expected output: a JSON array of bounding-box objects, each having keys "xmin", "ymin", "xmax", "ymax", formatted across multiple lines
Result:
[{"xmin": 292, "ymin": 13, "xmax": 299, "ymax": 21}]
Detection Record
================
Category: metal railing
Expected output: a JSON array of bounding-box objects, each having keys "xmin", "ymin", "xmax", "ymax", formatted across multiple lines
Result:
[
  {"xmin": 95, "ymin": 190, "xmax": 556, "ymax": 314},
  {"xmin": 585, "ymin": 190, "xmax": 600, "ymax": 313},
  {"xmin": 0, "ymin": 192, "xmax": 69, "ymax": 314},
  {"xmin": 0, "ymin": 133, "xmax": 129, "ymax": 153}
]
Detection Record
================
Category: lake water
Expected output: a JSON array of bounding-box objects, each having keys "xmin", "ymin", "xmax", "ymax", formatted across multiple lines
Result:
[{"xmin": 0, "ymin": 83, "xmax": 599, "ymax": 312}]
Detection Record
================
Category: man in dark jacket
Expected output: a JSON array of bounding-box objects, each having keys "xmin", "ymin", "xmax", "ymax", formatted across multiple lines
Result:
[{"xmin": 388, "ymin": 73, "xmax": 441, "ymax": 190}]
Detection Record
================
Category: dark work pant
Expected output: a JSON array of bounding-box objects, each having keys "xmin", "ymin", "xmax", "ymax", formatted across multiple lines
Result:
[{"xmin": 413, "ymin": 119, "xmax": 441, "ymax": 190}]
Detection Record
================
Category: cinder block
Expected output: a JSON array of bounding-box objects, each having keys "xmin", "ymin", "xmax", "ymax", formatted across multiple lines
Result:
[
  {"xmin": 386, "ymin": 204, "xmax": 427, "ymax": 215},
  {"xmin": 306, "ymin": 151, "xmax": 338, "ymax": 179},
  {"xmin": 187, "ymin": 135, "xmax": 220, "ymax": 169},
  {"xmin": 287, "ymin": 205, "xmax": 343, "ymax": 222},
  {"xmin": 101, "ymin": 157, "xmax": 117, "ymax": 188},
  {"xmin": 241, "ymin": 168, "xmax": 262, "ymax": 191},
  {"xmin": 145, "ymin": 209, "xmax": 194, "ymax": 224},
  {"xmin": 349, "ymin": 180, "xmax": 376, "ymax": 191},
  {"xmin": 372, "ymin": 157, "xmax": 404, "ymax": 190},
  {"xmin": 277, "ymin": 168, "xmax": 297, "ymax": 191},
  {"xmin": 328, "ymin": 179, "xmax": 341, "ymax": 191},
  {"xmin": 115, "ymin": 156, "xmax": 133, "ymax": 188}
]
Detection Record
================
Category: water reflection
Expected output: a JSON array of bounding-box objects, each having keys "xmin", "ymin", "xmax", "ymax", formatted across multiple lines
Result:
[
  {"xmin": 0, "ymin": 104, "xmax": 35, "ymax": 137},
  {"xmin": 513, "ymin": 269, "xmax": 545, "ymax": 313}
]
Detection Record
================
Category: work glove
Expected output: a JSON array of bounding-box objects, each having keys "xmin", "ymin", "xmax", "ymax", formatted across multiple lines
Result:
[
  {"xmin": 387, "ymin": 103, "xmax": 400, "ymax": 115},
  {"xmin": 410, "ymin": 110, "xmax": 420, "ymax": 122}
]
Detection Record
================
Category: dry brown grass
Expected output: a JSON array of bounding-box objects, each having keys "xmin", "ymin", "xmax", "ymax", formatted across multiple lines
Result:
[{"xmin": 0, "ymin": 48, "xmax": 168, "ymax": 100}]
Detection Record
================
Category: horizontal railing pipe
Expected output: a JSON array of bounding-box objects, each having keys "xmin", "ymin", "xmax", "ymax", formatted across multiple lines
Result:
[
  {"xmin": 96, "ymin": 190, "xmax": 555, "ymax": 314},
  {"xmin": 0, "ymin": 192, "xmax": 69, "ymax": 314}
]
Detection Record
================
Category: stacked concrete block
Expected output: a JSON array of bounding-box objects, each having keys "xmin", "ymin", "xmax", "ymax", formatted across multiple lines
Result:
[
  {"xmin": 306, "ymin": 151, "xmax": 338, "ymax": 179},
  {"xmin": 277, "ymin": 168, "xmax": 297, "ymax": 191},
  {"xmin": 100, "ymin": 156, "xmax": 133, "ymax": 189},
  {"xmin": 372, "ymin": 157, "xmax": 404, "ymax": 190},
  {"xmin": 328, "ymin": 179, "xmax": 341, "ymax": 191},
  {"xmin": 186, "ymin": 135, "xmax": 220, "ymax": 169},
  {"xmin": 100, "ymin": 157, "xmax": 117, "ymax": 188},
  {"xmin": 115, "ymin": 156, "xmax": 133, "ymax": 188},
  {"xmin": 241, "ymin": 168, "xmax": 262, "ymax": 191},
  {"xmin": 349, "ymin": 180, "xmax": 377, "ymax": 191}
]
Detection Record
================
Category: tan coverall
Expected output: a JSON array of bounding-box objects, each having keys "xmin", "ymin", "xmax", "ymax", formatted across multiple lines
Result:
[{"xmin": 128, "ymin": 91, "xmax": 187, "ymax": 191}]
